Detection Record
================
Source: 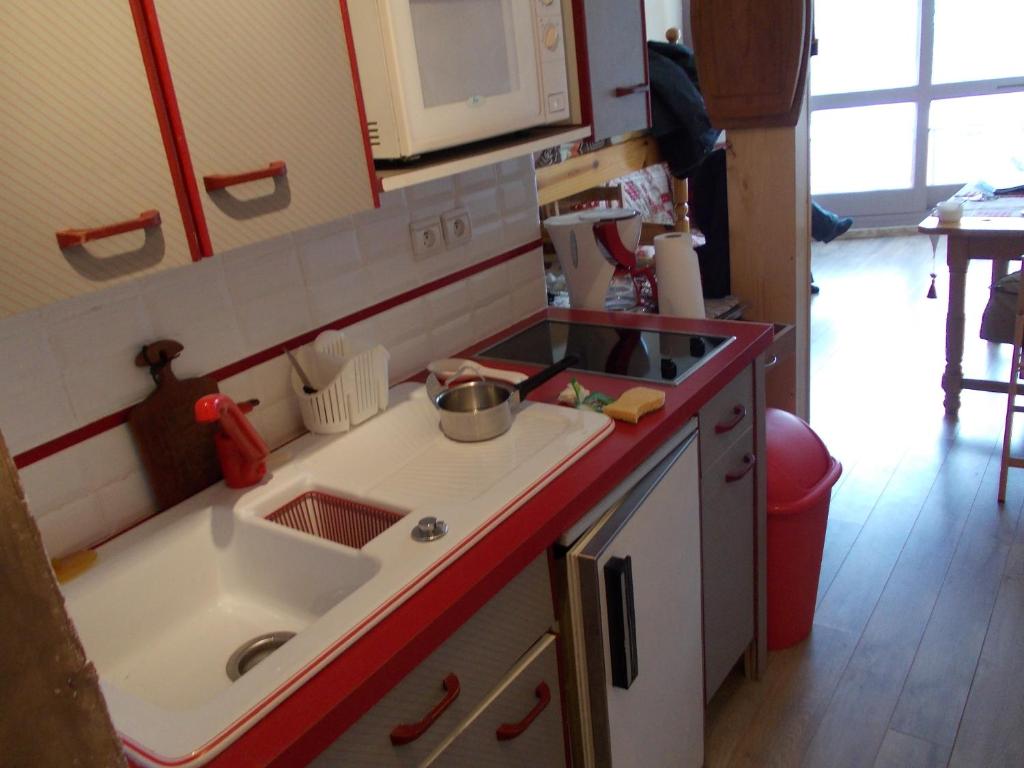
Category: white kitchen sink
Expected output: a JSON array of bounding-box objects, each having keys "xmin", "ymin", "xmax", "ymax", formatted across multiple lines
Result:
[
  {"xmin": 61, "ymin": 383, "xmax": 612, "ymax": 767},
  {"xmin": 66, "ymin": 504, "xmax": 381, "ymax": 712}
]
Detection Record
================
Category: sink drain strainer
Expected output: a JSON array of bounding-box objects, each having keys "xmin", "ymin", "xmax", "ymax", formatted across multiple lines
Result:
[
  {"xmin": 226, "ymin": 631, "xmax": 295, "ymax": 681},
  {"xmin": 266, "ymin": 491, "xmax": 403, "ymax": 549}
]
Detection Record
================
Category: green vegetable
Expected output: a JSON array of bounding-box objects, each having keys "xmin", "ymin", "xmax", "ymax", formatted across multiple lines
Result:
[{"xmin": 582, "ymin": 391, "xmax": 615, "ymax": 413}]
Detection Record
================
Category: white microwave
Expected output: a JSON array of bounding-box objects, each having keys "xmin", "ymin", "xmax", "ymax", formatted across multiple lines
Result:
[{"xmin": 348, "ymin": 0, "xmax": 571, "ymax": 160}]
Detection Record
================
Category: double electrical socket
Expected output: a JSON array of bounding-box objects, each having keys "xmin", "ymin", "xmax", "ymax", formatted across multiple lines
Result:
[{"xmin": 410, "ymin": 207, "xmax": 472, "ymax": 257}]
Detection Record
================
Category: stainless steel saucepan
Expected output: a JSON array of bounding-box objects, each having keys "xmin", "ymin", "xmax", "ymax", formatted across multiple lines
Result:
[{"xmin": 426, "ymin": 355, "xmax": 579, "ymax": 442}]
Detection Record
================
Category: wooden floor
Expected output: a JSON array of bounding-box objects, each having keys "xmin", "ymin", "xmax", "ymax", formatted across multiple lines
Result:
[{"xmin": 705, "ymin": 234, "xmax": 1024, "ymax": 767}]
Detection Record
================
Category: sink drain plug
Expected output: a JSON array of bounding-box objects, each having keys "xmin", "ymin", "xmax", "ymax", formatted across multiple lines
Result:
[{"xmin": 226, "ymin": 631, "xmax": 295, "ymax": 681}]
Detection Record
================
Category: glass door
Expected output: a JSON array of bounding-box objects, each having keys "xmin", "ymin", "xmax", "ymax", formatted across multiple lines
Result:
[{"xmin": 810, "ymin": 0, "xmax": 1024, "ymax": 226}]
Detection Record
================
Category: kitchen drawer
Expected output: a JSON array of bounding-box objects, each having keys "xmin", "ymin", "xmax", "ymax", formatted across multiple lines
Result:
[
  {"xmin": 424, "ymin": 634, "xmax": 565, "ymax": 768},
  {"xmin": 701, "ymin": 428, "xmax": 757, "ymax": 701},
  {"xmin": 699, "ymin": 365, "xmax": 754, "ymax": 470},
  {"xmin": 311, "ymin": 555, "xmax": 554, "ymax": 767}
]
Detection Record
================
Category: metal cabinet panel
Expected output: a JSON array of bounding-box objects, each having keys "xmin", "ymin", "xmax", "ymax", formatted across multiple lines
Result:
[
  {"xmin": 150, "ymin": 0, "xmax": 375, "ymax": 255},
  {"xmin": 425, "ymin": 634, "xmax": 565, "ymax": 768},
  {"xmin": 699, "ymin": 363, "xmax": 755, "ymax": 470},
  {"xmin": 311, "ymin": 555, "xmax": 553, "ymax": 767},
  {"xmin": 573, "ymin": 0, "xmax": 651, "ymax": 142},
  {"xmin": 0, "ymin": 2, "xmax": 194, "ymax": 317},
  {"xmin": 700, "ymin": 426, "xmax": 756, "ymax": 701},
  {"xmin": 567, "ymin": 424, "xmax": 703, "ymax": 768}
]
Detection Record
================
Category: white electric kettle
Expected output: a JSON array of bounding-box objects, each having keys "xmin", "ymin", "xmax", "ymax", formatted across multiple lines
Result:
[{"xmin": 544, "ymin": 209, "xmax": 643, "ymax": 310}]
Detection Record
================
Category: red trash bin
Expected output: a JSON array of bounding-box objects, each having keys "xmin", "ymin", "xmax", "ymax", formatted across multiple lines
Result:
[{"xmin": 765, "ymin": 408, "xmax": 842, "ymax": 650}]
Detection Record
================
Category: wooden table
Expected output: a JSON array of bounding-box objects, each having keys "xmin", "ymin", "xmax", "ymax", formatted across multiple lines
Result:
[{"xmin": 919, "ymin": 196, "xmax": 1024, "ymax": 416}]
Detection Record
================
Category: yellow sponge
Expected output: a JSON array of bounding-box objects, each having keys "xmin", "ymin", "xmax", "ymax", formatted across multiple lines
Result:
[{"xmin": 603, "ymin": 387, "xmax": 666, "ymax": 424}]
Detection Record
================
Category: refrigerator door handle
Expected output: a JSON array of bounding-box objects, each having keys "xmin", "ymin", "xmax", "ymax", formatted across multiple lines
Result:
[{"xmin": 605, "ymin": 555, "xmax": 639, "ymax": 689}]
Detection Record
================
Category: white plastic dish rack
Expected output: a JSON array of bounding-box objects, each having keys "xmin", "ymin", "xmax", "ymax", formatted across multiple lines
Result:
[{"xmin": 290, "ymin": 331, "xmax": 389, "ymax": 434}]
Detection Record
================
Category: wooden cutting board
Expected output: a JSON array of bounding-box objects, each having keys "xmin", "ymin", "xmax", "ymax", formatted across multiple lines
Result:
[{"xmin": 129, "ymin": 340, "xmax": 222, "ymax": 511}]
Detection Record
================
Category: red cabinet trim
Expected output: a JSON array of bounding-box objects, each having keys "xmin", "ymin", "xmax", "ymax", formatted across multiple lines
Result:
[
  {"xmin": 135, "ymin": 0, "xmax": 214, "ymax": 258},
  {"xmin": 127, "ymin": 0, "xmax": 203, "ymax": 262},
  {"xmin": 338, "ymin": 1, "xmax": 383, "ymax": 203},
  {"xmin": 12, "ymin": 239, "xmax": 541, "ymax": 470}
]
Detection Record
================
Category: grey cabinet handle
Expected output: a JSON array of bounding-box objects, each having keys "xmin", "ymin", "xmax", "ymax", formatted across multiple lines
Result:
[
  {"xmin": 725, "ymin": 453, "xmax": 756, "ymax": 483},
  {"xmin": 614, "ymin": 83, "xmax": 650, "ymax": 97},
  {"xmin": 715, "ymin": 404, "xmax": 747, "ymax": 434}
]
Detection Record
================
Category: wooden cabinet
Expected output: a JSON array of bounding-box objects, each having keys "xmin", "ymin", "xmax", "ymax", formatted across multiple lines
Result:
[
  {"xmin": 0, "ymin": 2, "xmax": 196, "ymax": 318},
  {"xmin": 310, "ymin": 555, "xmax": 561, "ymax": 767},
  {"xmin": 142, "ymin": 0, "xmax": 377, "ymax": 255},
  {"xmin": 698, "ymin": 362, "xmax": 765, "ymax": 701},
  {"xmin": 571, "ymin": 0, "xmax": 651, "ymax": 142}
]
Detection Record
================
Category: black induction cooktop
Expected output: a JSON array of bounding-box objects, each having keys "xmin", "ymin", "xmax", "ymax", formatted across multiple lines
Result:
[{"xmin": 477, "ymin": 319, "xmax": 734, "ymax": 386}]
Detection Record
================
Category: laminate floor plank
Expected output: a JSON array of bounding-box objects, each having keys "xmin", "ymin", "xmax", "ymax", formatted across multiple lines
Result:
[
  {"xmin": 705, "ymin": 235, "xmax": 1024, "ymax": 767},
  {"xmin": 947, "ymin": 575, "xmax": 1024, "ymax": 766},
  {"xmin": 801, "ymin": 448, "xmax": 1024, "ymax": 767},
  {"xmin": 979, "ymin": 573, "xmax": 1024, "ymax": 671},
  {"xmin": 816, "ymin": 517, "xmax": 861, "ymax": 607},
  {"xmin": 874, "ymin": 730, "xmax": 950, "ymax": 768},
  {"xmin": 947, "ymin": 658, "xmax": 1024, "ymax": 767},
  {"xmin": 716, "ymin": 624, "xmax": 859, "ymax": 768},
  {"xmin": 811, "ymin": 414, "xmax": 973, "ymax": 639},
  {"xmin": 888, "ymin": 454, "xmax": 1016, "ymax": 747}
]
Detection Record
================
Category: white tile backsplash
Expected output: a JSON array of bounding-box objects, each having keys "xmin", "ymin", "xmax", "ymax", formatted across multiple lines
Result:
[
  {"xmin": 76, "ymin": 426, "xmax": 144, "ymax": 491},
  {"xmin": 3, "ymin": 161, "xmax": 545, "ymax": 558},
  {"xmin": 34, "ymin": 496, "xmax": 103, "ymax": 559},
  {"xmin": 17, "ymin": 448, "xmax": 86, "ymax": 516},
  {"xmin": 295, "ymin": 222, "xmax": 362, "ymax": 283},
  {"xmin": 426, "ymin": 281, "xmax": 474, "ymax": 327},
  {"xmin": 469, "ymin": 264, "xmax": 510, "ymax": 306},
  {"xmin": 45, "ymin": 289, "xmax": 153, "ymax": 371},
  {"xmin": 96, "ymin": 472, "xmax": 156, "ymax": 536}
]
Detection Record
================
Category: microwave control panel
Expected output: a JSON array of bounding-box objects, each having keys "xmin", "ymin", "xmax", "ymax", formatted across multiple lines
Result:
[{"xmin": 535, "ymin": 0, "xmax": 569, "ymax": 120}]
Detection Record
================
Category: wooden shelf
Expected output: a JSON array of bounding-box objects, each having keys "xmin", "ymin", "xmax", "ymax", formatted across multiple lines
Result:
[
  {"xmin": 376, "ymin": 125, "xmax": 592, "ymax": 193},
  {"xmin": 534, "ymin": 133, "xmax": 660, "ymax": 206}
]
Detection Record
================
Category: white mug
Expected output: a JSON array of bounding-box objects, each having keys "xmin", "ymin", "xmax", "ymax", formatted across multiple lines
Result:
[{"xmin": 936, "ymin": 199, "xmax": 964, "ymax": 223}]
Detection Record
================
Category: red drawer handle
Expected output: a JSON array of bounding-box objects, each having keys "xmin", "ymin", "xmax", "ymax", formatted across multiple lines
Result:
[
  {"xmin": 725, "ymin": 453, "xmax": 757, "ymax": 483},
  {"xmin": 56, "ymin": 209, "xmax": 161, "ymax": 249},
  {"xmin": 496, "ymin": 681, "xmax": 551, "ymax": 742},
  {"xmin": 715, "ymin": 404, "xmax": 747, "ymax": 434},
  {"xmin": 614, "ymin": 83, "xmax": 650, "ymax": 97},
  {"xmin": 389, "ymin": 674, "xmax": 460, "ymax": 746},
  {"xmin": 203, "ymin": 161, "xmax": 287, "ymax": 192}
]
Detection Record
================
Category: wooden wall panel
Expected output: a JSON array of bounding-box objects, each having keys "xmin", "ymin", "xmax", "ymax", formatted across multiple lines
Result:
[
  {"xmin": 725, "ymin": 98, "xmax": 811, "ymax": 418},
  {"xmin": 0, "ymin": 428, "xmax": 125, "ymax": 767}
]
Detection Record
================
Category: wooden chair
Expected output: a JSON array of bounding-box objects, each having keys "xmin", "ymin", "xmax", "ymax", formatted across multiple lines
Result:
[{"xmin": 998, "ymin": 313, "xmax": 1024, "ymax": 501}]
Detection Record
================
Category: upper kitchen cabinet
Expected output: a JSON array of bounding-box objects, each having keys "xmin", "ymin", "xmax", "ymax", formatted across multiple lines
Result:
[
  {"xmin": 0, "ymin": 2, "xmax": 198, "ymax": 318},
  {"xmin": 146, "ymin": 0, "xmax": 377, "ymax": 256},
  {"xmin": 572, "ymin": 0, "xmax": 651, "ymax": 142}
]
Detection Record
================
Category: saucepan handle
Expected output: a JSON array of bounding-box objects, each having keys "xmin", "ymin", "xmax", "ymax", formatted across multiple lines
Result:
[
  {"xmin": 425, "ymin": 373, "xmax": 446, "ymax": 404},
  {"xmin": 515, "ymin": 354, "xmax": 579, "ymax": 402}
]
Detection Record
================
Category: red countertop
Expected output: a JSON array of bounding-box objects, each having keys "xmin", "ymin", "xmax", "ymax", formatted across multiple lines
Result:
[{"xmin": 200, "ymin": 308, "xmax": 773, "ymax": 767}]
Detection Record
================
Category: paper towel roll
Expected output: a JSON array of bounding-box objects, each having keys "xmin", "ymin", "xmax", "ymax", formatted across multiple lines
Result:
[{"xmin": 654, "ymin": 232, "xmax": 705, "ymax": 318}]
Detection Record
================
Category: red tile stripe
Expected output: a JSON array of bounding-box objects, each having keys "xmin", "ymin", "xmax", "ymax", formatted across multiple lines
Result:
[{"xmin": 12, "ymin": 239, "xmax": 542, "ymax": 470}]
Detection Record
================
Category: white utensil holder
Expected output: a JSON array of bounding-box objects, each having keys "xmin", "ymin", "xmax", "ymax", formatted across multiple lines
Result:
[{"xmin": 291, "ymin": 342, "xmax": 389, "ymax": 434}]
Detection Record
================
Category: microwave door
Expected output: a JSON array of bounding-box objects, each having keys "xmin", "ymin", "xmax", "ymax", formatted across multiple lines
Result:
[{"xmin": 389, "ymin": 0, "xmax": 546, "ymax": 155}]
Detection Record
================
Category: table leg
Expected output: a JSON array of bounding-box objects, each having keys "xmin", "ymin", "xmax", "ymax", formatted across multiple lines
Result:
[
  {"xmin": 943, "ymin": 239, "xmax": 968, "ymax": 416},
  {"xmin": 992, "ymin": 258, "xmax": 1010, "ymax": 286}
]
